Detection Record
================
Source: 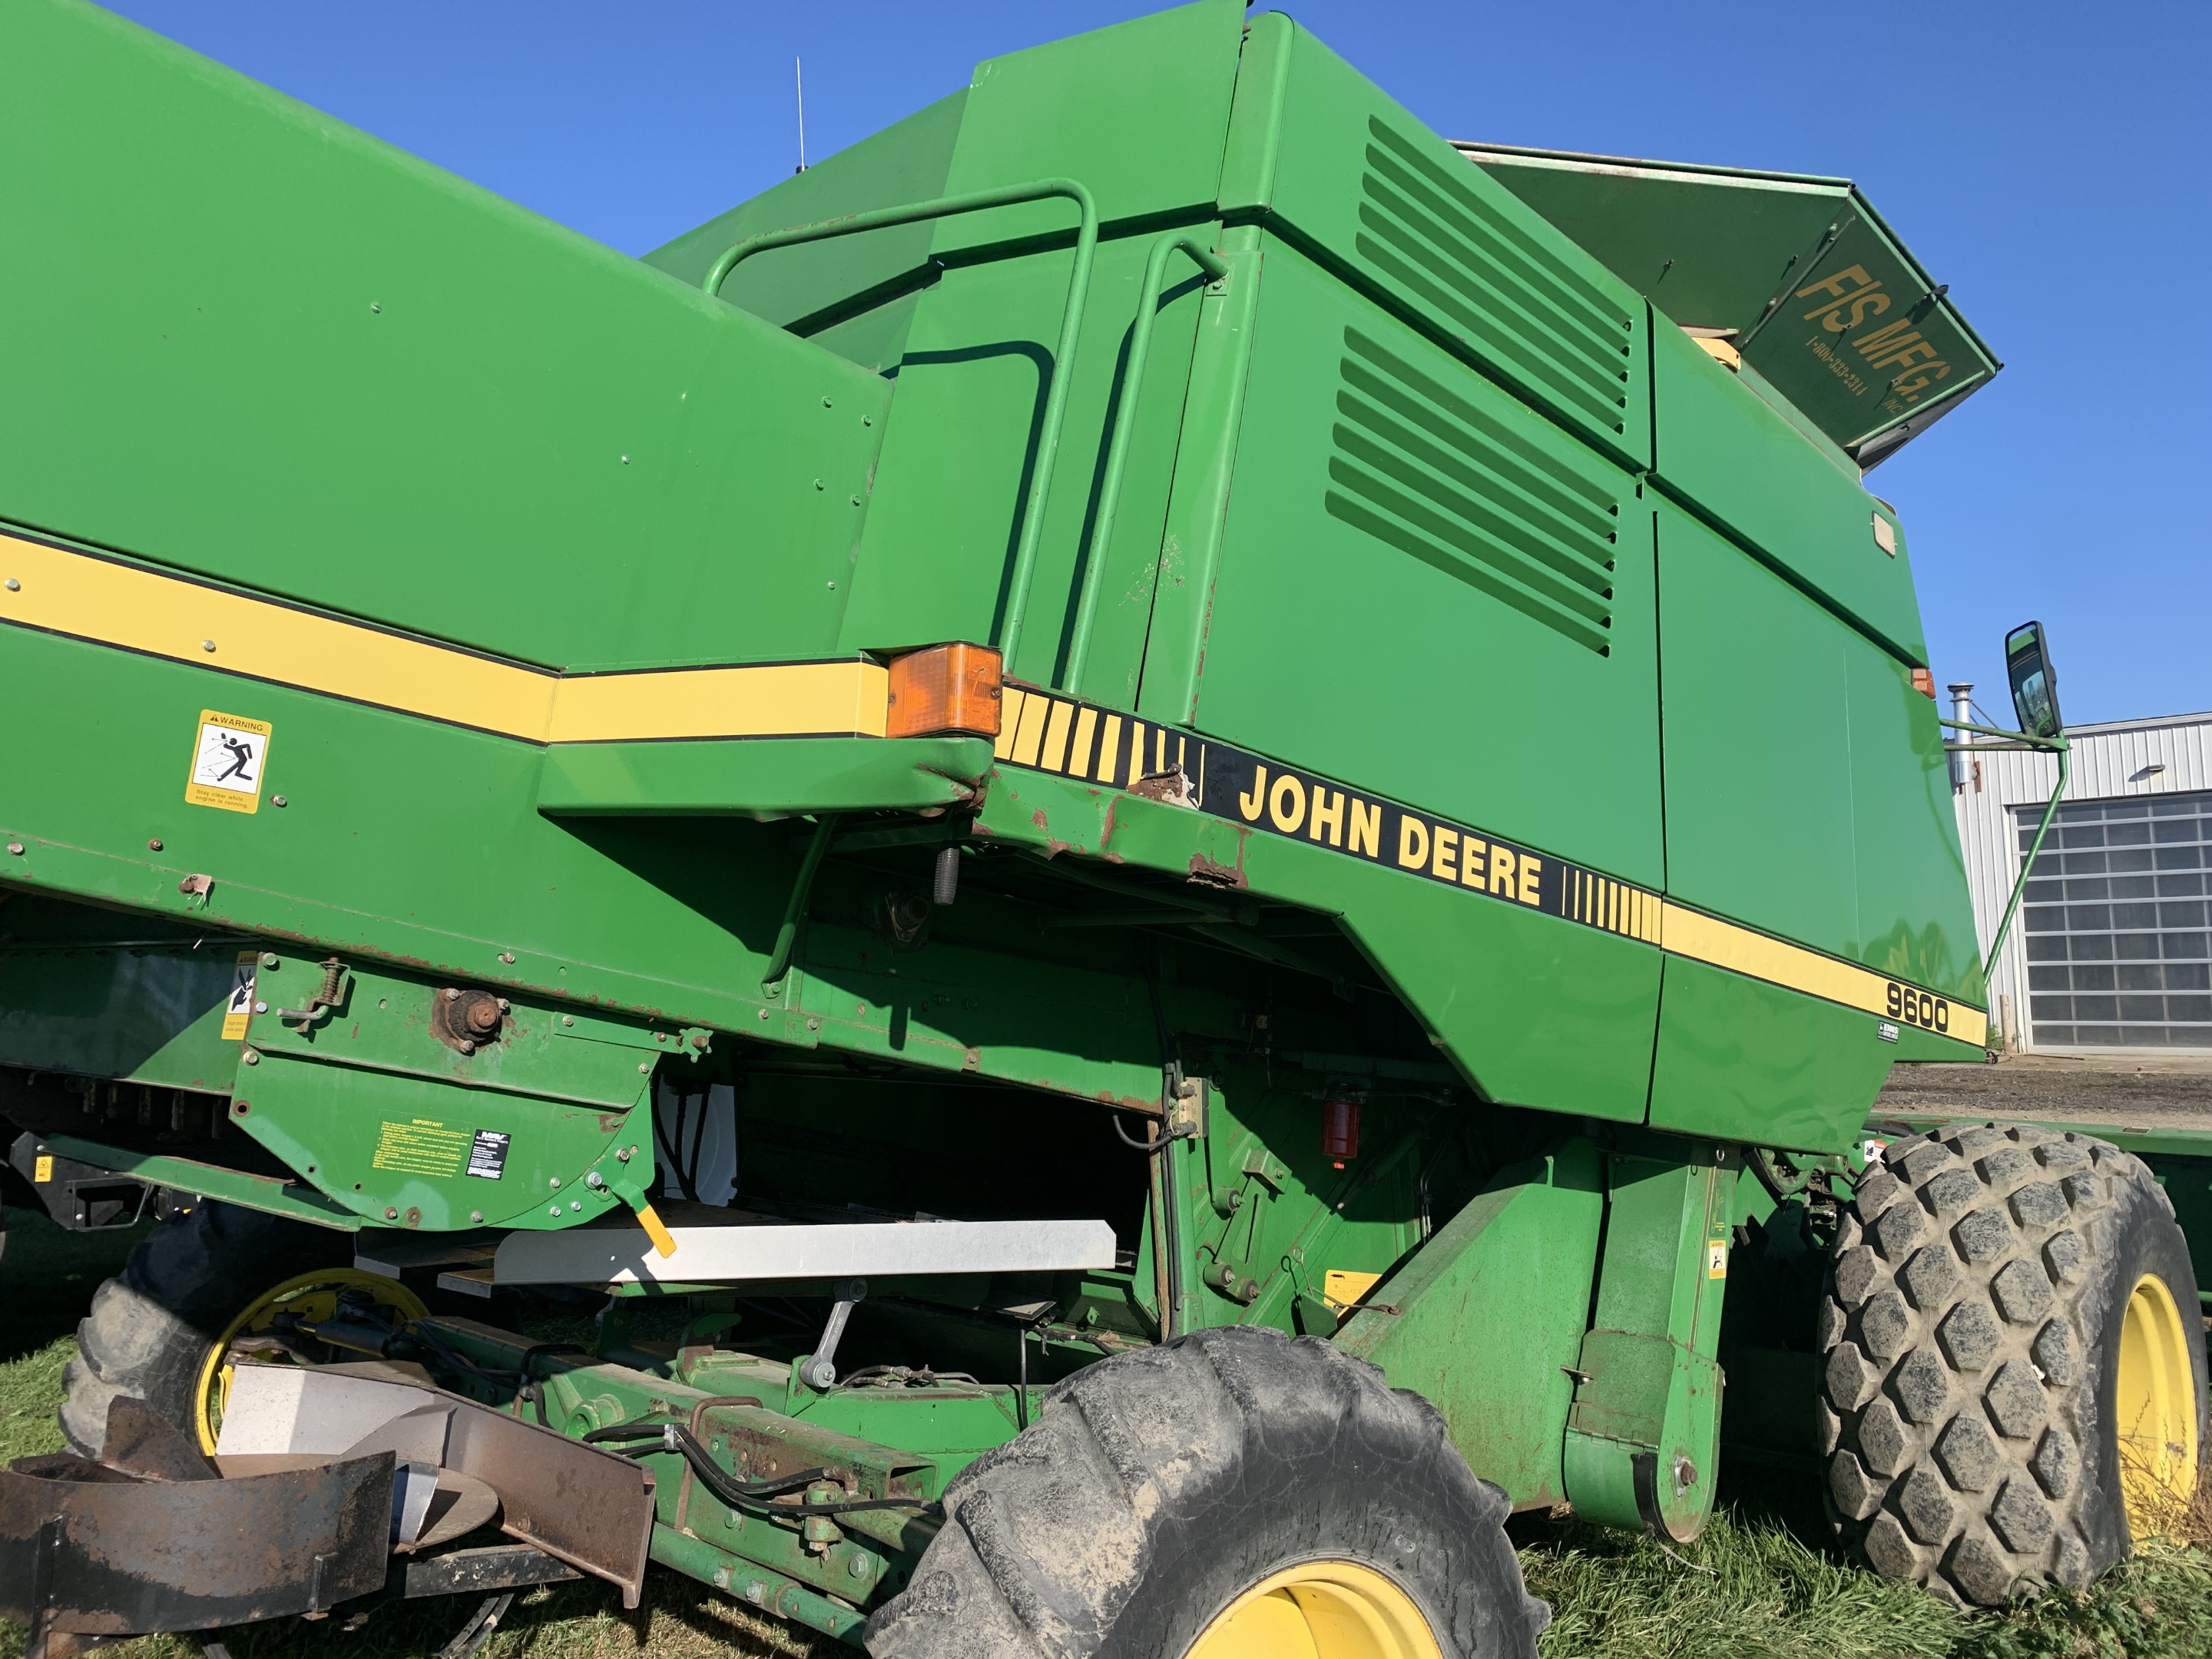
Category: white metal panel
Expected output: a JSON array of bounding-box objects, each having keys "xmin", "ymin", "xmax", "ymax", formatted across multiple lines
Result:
[
  {"xmin": 493, "ymin": 1216, "xmax": 1121, "ymax": 1286},
  {"xmin": 1949, "ymin": 709, "xmax": 2212, "ymax": 1051}
]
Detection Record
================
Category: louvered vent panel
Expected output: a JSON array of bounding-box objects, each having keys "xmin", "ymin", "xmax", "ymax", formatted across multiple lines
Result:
[
  {"xmin": 1323, "ymin": 328, "xmax": 1619, "ymax": 655},
  {"xmin": 1356, "ymin": 118, "xmax": 1634, "ymax": 440}
]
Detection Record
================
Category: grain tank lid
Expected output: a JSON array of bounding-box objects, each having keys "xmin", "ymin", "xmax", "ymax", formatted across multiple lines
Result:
[{"xmin": 1452, "ymin": 144, "xmax": 2002, "ymax": 469}]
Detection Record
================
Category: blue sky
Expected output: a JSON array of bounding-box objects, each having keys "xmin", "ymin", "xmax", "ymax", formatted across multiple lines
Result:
[{"xmin": 105, "ymin": 0, "xmax": 2210, "ymax": 726}]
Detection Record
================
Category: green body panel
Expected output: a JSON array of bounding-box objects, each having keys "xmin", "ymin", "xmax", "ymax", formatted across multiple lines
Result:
[
  {"xmin": 1225, "ymin": 16, "xmax": 1649, "ymax": 470},
  {"xmin": 1648, "ymin": 959, "xmax": 1895, "ymax": 1151},
  {"xmin": 536, "ymin": 736, "xmax": 995, "ymax": 817},
  {"xmin": 1654, "ymin": 498, "xmax": 1982, "ymax": 1007},
  {"xmin": 1192, "ymin": 236, "xmax": 1664, "ymax": 891},
  {"xmin": 932, "ymin": 0, "xmax": 1245, "ymax": 254},
  {"xmin": 1335, "ymin": 1141, "xmax": 1604, "ymax": 1508},
  {"xmin": 0, "ymin": 0, "xmax": 891, "ymax": 675},
  {"xmin": 835, "ymin": 228, "xmax": 1213, "ymax": 694},
  {"xmin": 644, "ymin": 91, "xmax": 969, "ymax": 364},
  {"xmin": 1562, "ymin": 1145, "xmax": 1737, "ymax": 1538},
  {"xmin": 1651, "ymin": 313, "xmax": 1925, "ymax": 665}
]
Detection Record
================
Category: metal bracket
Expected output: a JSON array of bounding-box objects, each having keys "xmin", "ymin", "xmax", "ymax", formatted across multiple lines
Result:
[
  {"xmin": 275, "ymin": 957, "xmax": 349, "ymax": 1031},
  {"xmin": 796, "ymin": 1279, "xmax": 867, "ymax": 1390}
]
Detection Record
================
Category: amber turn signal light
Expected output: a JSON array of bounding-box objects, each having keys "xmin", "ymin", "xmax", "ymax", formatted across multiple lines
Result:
[
  {"xmin": 1910, "ymin": 667, "xmax": 1936, "ymax": 699},
  {"xmin": 886, "ymin": 642, "xmax": 1003, "ymax": 739}
]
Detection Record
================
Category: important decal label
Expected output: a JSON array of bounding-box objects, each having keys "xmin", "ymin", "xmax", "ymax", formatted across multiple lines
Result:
[
  {"xmin": 370, "ymin": 1118, "xmax": 469, "ymax": 1178},
  {"xmin": 993, "ymin": 684, "xmax": 1988, "ymax": 1047},
  {"xmin": 220, "ymin": 952, "xmax": 257, "ymax": 1040},
  {"xmin": 465, "ymin": 1130, "xmax": 510, "ymax": 1181},
  {"xmin": 184, "ymin": 709, "xmax": 272, "ymax": 814}
]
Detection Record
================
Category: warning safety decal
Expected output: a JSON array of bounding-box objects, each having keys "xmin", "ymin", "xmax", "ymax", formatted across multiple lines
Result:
[
  {"xmin": 993, "ymin": 684, "xmax": 1985, "ymax": 1047},
  {"xmin": 220, "ymin": 952, "xmax": 257, "ymax": 1041},
  {"xmin": 184, "ymin": 709, "xmax": 272, "ymax": 814}
]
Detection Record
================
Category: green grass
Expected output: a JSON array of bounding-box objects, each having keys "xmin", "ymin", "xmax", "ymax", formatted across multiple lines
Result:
[{"xmin": 5, "ymin": 1205, "xmax": 2210, "ymax": 1659}]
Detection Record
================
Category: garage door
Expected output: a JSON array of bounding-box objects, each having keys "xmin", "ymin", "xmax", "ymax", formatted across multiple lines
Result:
[{"xmin": 2022, "ymin": 789, "xmax": 2212, "ymax": 1048}]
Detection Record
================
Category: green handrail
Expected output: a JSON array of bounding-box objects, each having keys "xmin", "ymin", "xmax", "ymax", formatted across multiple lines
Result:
[
  {"xmin": 1062, "ymin": 233, "xmax": 1230, "ymax": 695},
  {"xmin": 703, "ymin": 178, "xmax": 1100, "ymax": 674},
  {"xmin": 1940, "ymin": 716, "xmax": 2070, "ymax": 1007}
]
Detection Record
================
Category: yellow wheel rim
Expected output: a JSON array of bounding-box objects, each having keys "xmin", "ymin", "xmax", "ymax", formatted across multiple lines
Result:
[
  {"xmin": 2115, "ymin": 1271, "xmax": 2199, "ymax": 1539},
  {"xmin": 193, "ymin": 1268, "xmax": 427, "ymax": 1454},
  {"xmin": 1184, "ymin": 1560, "xmax": 1442, "ymax": 1659}
]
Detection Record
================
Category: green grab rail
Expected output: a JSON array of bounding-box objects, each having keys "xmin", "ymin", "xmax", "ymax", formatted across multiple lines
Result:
[
  {"xmin": 1941, "ymin": 717, "xmax": 2071, "ymax": 1010},
  {"xmin": 1062, "ymin": 233, "xmax": 1230, "ymax": 695},
  {"xmin": 702, "ymin": 178, "xmax": 1100, "ymax": 674}
]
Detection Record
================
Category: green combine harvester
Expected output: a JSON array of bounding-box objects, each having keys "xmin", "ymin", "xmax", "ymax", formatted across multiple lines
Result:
[{"xmin": 2, "ymin": 1, "xmax": 2205, "ymax": 1654}]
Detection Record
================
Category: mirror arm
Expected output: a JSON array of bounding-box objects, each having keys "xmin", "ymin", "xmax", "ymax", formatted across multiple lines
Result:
[
  {"xmin": 1958, "ymin": 733, "xmax": 2071, "ymax": 1026},
  {"xmin": 1938, "ymin": 717, "xmax": 2067, "ymax": 751}
]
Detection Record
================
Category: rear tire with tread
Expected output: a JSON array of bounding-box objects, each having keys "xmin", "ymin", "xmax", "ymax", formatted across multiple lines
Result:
[
  {"xmin": 865, "ymin": 1324, "xmax": 1547, "ymax": 1659},
  {"xmin": 61, "ymin": 1200, "xmax": 351, "ymax": 1455},
  {"xmin": 1820, "ymin": 1121, "xmax": 2208, "ymax": 1606}
]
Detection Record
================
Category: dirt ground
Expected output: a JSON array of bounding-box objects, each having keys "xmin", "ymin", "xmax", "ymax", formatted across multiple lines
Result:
[{"xmin": 1875, "ymin": 1051, "xmax": 2212, "ymax": 1134}]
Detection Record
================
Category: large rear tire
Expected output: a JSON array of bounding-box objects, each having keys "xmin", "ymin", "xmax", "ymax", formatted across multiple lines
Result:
[
  {"xmin": 1821, "ymin": 1122, "xmax": 2208, "ymax": 1606},
  {"xmin": 864, "ymin": 1325, "xmax": 1547, "ymax": 1659},
  {"xmin": 60, "ymin": 1200, "xmax": 356, "ymax": 1455}
]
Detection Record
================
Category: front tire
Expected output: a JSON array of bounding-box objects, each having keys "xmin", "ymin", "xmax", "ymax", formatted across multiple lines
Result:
[
  {"xmin": 865, "ymin": 1326, "xmax": 1547, "ymax": 1659},
  {"xmin": 1821, "ymin": 1122, "xmax": 2208, "ymax": 1606},
  {"xmin": 61, "ymin": 1200, "xmax": 355, "ymax": 1455}
]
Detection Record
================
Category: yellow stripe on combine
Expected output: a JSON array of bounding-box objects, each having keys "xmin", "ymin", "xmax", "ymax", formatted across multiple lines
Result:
[
  {"xmin": 1661, "ymin": 902, "xmax": 1988, "ymax": 1047},
  {"xmin": 0, "ymin": 531, "xmax": 886, "ymax": 743}
]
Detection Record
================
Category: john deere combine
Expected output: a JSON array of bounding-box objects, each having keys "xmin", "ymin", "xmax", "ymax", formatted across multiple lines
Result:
[{"xmin": 2, "ymin": 1, "xmax": 2204, "ymax": 1654}]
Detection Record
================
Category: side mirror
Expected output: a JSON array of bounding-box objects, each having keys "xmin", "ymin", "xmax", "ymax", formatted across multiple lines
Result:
[{"xmin": 2005, "ymin": 621, "xmax": 2063, "ymax": 740}]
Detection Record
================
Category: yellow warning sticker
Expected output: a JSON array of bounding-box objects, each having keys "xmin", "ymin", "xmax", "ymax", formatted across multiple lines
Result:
[
  {"xmin": 33, "ymin": 1154, "xmax": 53, "ymax": 1184},
  {"xmin": 1706, "ymin": 1239, "xmax": 1729, "ymax": 1280},
  {"xmin": 220, "ymin": 952, "xmax": 257, "ymax": 1040},
  {"xmin": 184, "ymin": 708, "xmax": 272, "ymax": 813},
  {"xmin": 370, "ymin": 1119, "xmax": 469, "ymax": 1178}
]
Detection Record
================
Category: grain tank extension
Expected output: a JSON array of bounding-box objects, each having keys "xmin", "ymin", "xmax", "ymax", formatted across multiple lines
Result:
[{"xmin": 1, "ymin": 1, "xmax": 2202, "ymax": 1653}]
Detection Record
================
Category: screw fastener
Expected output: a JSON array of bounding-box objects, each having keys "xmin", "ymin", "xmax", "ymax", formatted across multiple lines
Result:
[
  {"xmin": 3, "ymin": 578, "xmax": 18, "ymax": 591},
  {"xmin": 148, "ymin": 838, "xmax": 164, "ymax": 851},
  {"xmin": 253, "ymin": 1001, "xmax": 268, "ymax": 1015},
  {"xmin": 201, "ymin": 640, "xmax": 216, "ymax": 653},
  {"xmin": 271, "ymin": 795, "xmax": 287, "ymax": 807},
  {"xmin": 240, "ymin": 1049, "xmax": 260, "ymax": 1066},
  {"xmin": 5, "ymin": 843, "xmax": 22, "ymax": 857}
]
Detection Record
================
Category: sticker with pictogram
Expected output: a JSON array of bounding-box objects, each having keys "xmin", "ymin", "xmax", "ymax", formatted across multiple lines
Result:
[{"xmin": 185, "ymin": 709, "xmax": 273, "ymax": 814}]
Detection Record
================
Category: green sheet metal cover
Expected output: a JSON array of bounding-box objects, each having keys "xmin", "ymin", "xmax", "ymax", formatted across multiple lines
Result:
[{"xmin": 1459, "ymin": 147, "xmax": 2002, "ymax": 465}]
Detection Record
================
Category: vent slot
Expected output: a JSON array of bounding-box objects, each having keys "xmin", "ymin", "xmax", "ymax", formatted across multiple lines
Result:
[
  {"xmin": 1324, "ymin": 328, "xmax": 1618, "ymax": 655},
  {"xmin": 1354, "ymin": 118, "xmax": 1633, "ymax": 437}
]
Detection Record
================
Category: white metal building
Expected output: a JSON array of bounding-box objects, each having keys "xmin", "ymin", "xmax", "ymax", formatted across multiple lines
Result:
[{"xmin": 1951, "ymin": 700, "xmax": 2212, "ymax": 1053}]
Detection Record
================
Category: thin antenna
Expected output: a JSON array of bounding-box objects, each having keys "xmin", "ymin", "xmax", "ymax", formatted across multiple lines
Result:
[{"xmin": 794, "ymin": 57, "xmax": 807, "ymax": 174}]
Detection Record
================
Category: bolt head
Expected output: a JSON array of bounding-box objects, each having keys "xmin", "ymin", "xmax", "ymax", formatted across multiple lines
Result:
[
  {"xmin": 469, "ymin": 1210, "xmax": 484, "ymax": 1224},
  {"xmin": 571, "ymin": 1200, "xmax": 581, "ymax": 1211},
  {"xmin": 386, "ymin": 1207, "xmax": 399, "ymax": 1220},
  {"xmin": 562, "ymin": 1015, "xmax": 574, "ymax": 1026},
  {"xmin": 458, "ymin": 1040, "xmax": 475, "ymax": 1055},
  {"xmin": 5, "ymin": 843, "xmax": 22, "ymax": 857},
  {"xmin": 147, "ymin": 837, "xmax": 163, "ymax": 851},
  {"xmin": 548, "ymin": 1205, "xmax": 561, "ymax": 1218},
  {"xmin": 240, "ymin": 1049, "xmax": 260, "ymax": 1065},
  {"xmin": 253, "ymin": 1001, "xmax": 268, "ymax": 1015},
  {"xmin": 271, "ymin": 794, "xmax": 287, "ymax": 808},
  {"xmin": 201, "ymin": 640, "xmax": 217, "ymax": 653},
  {"xmin": 262, "ymin": 952, "xmax": 279, "ymax": 968},
  {"xmin": 445, "ymin": 988, "xmax": 461, "ymax": 1001},
  {"xmin": 499, "ymin": 952, "xmax": 516, "ymax": 965},
  {"xmin": 549, "ymin": 1176, "xmax": 561, "ymax": 1189},
  {"xmin": 616, "ymin": 1146, "xmax": 634, "ymax": 1162},
  {"xmin": 3, "ymin": 578, "xmax": 18, "ymax": 591},
  {"xmin": 497, "ymin": 998, "xmax": 512, "ymax": 1012}
]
